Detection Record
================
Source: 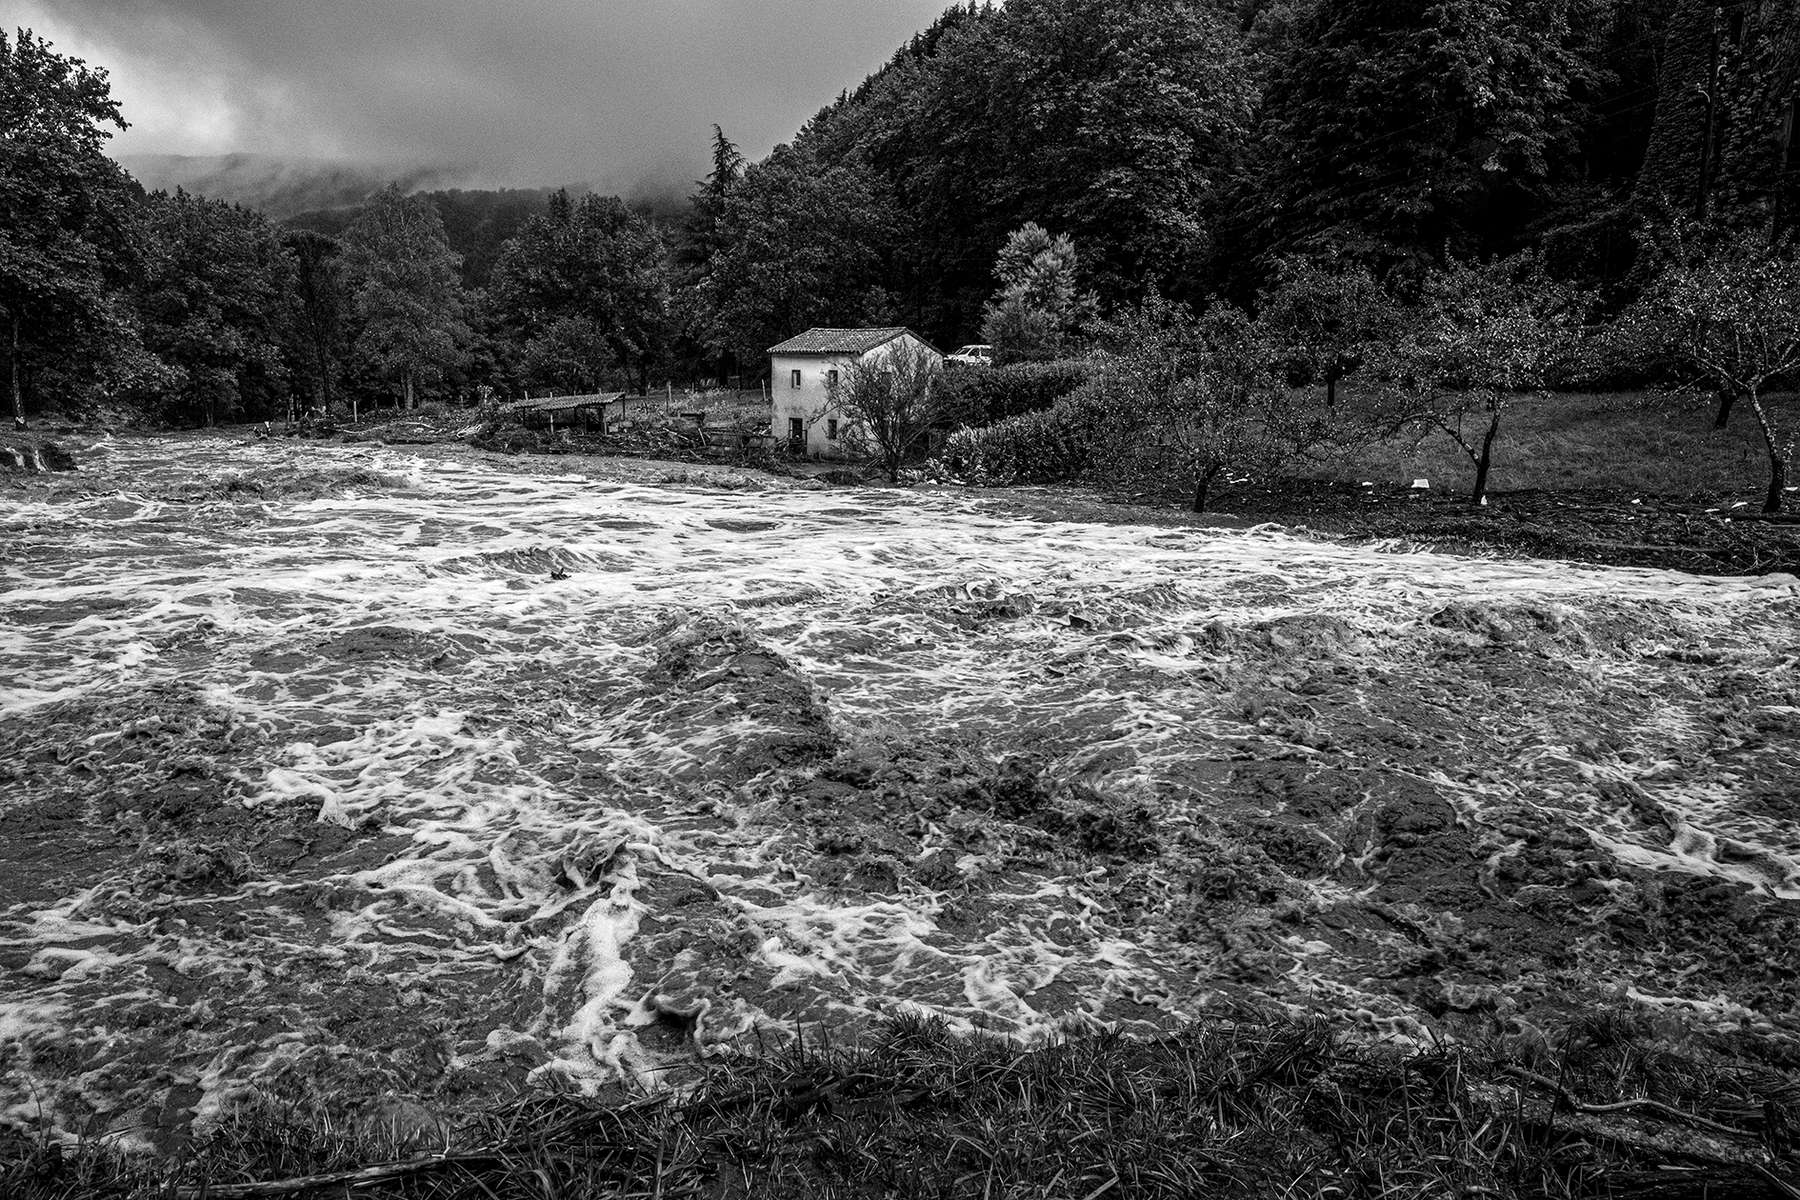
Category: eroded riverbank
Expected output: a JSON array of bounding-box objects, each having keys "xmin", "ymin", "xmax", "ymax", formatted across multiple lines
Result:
[{"xmin": 3, "ymin": 434, "xmax": 1798, "ymax": 1147}]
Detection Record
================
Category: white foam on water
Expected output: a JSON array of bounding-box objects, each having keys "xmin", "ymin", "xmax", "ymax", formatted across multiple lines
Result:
[{"xmin": 4, "ymin": 434, "xmax": 1798, "ymax": 1140}]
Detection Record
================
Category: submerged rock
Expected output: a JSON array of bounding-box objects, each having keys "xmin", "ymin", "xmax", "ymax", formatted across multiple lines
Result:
[{"xmin": 0, "ymin": 438, "xmax": 77, "ymax": 472}]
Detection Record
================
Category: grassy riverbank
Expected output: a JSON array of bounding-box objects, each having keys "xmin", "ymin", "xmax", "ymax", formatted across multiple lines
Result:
[{"xmin": 7, "ymin": 1013, "xmax": 1797, "ymax": 1199}]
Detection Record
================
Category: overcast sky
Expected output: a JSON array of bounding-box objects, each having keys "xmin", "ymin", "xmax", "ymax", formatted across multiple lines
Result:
[{"xmin": 18, "ymin": 0, "xmax": 953, "ymax": 194}]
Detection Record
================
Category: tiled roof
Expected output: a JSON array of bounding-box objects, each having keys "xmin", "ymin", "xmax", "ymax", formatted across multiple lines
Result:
[{"xmin": 767, "ymin": 327, "xmax": 912, "ymax": 356}]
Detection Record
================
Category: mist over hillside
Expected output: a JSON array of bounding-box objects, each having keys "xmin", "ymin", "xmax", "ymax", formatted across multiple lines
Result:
[{"xmin": 118, "ymin": 153, "xmax": 476, "ymax": 219}]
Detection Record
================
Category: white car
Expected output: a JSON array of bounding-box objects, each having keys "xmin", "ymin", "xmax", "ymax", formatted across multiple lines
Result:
[{"xmin": 946, "ymin": 344, "xmax": 995, "ymax": 367}]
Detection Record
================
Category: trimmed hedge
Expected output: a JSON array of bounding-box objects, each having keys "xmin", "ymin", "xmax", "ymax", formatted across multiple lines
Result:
[
  {"xmin": 934, "ymin": 385, "xmax": 1113, "ymax": 484},
  {"xmin": 936, "ymin": 359, "xmax": 1092, "ymax": 428}
]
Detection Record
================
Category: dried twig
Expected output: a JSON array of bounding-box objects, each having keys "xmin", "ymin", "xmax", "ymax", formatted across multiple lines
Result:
[
  {"xmin": 1503, "ymin": 1065, "xmax": 1757, "ymax": 1140},
  {"xmin": 171, "ymin": 1152, "xmax": 496, "ymax": 1198}
]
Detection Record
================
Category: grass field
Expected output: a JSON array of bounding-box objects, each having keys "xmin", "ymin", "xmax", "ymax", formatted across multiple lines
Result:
[{"xmin": 1302, "ymin": 390, "xmax": 1788, "ymax": 502}]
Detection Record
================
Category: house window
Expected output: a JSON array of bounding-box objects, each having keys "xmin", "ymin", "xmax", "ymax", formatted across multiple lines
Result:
[
  {"xmin": 826, "ymin": 369, "xmax": 838, "ymax": 388},
  {"xmin": 827, "ymin": 419, "xmax": 839, "ymax": 440},
  {"xmin": 789, "ymin": 369, "xmax": 801, "ymax": 388}
]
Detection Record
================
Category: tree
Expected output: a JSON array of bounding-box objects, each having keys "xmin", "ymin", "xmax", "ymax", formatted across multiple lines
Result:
[
  {"xmin": 1371, "ymin": 256, "xmax": 1589, "ymax": 506},
  {"xmin": 826, "ymin": 341, "xmax": 944, "ymax": 483},
  {"xmin": 1257, "ymin": 252, "xmax": 1399, "ymax": 408},
  {"xmin": 1632, "ymin": 236, "xmax": 1800, "ymax": 512},
  {"xmin": 846, "ymin": 0, "xmax": 1255, "ymax": 329},
  {"xmin": 691, "ymin": 147, "xmax": 896, "ymax": 366},
  {"xmin": 340, "ymin": 185, "xmax": 469, "ymax": 411},
  {"xmin": 675, "ymin": 127, "xmax": 747, "ymax": 382},
  {"xmin": 681, "ymin": 125, "xmax": 745, "ymax": 272},
  {"xmin": 283, "ymin": 230, "xmax": 346, "ymax": 419},
  {"xmin": 1636, "ymin": 2, "xmax": 1800, "ymax": 231},
  {"xmin": 1094, "ymin": 294, "xmax": 1322, "ymax": 513},
  {"xmin": 489, "ymin": 191, "xmax": 671, "ymax": 394},
  {"xmin": 978, "ymin": 223, "xmax": 1095, "ymax": 363},
  {"xmin": 1247, "ymin": 0, "xmax": 1594, "ymax": 266},
  {"xmin": 521, "ymin": 315, "xmax": 615, "ymax": 396},
  {"xmin": 133, "ymin": 190, "xmax": 292, "ymax": 426},
  {"xmin": 0, "ymin": 28, "xmax": 140, "ymax": 428}
]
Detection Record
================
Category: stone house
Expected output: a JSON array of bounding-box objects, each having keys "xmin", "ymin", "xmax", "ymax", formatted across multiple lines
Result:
[{"xmin": 767, "ymin": 327, "xmax": 943, "ymax": 460}]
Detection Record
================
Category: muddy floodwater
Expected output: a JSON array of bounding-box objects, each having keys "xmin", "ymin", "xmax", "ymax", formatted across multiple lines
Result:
[{"xmin": 4, "ymin": 435, "xmax": 1799, "ymax": 1146}]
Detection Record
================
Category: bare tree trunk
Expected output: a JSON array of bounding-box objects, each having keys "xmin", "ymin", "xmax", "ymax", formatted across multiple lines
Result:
[
  {"xmin": 404, "ymin": 371, "xmax": 415, "ymax": 411},
  {"xmin": 1694, "ymin": 3, "xmax": 1723, "ymax": 222},
  {"xmin": 1636, "ymin": 1, "xmax": 1716, "ymax": 214},
  {"xmin": 1471, "ymin": 409, "xmax": 1501, "ymax": 505},
  {"xmin": 316, "ymin": 343, "xmax": 333, "ymax": 415},
  {"xmin": 1714, "ymin": 387, "xmax": 1735, "ymax": 429},
  {"xmin": 1192, "ymin": 466, "xmax": 1220, "ymax": 513},
  {"xmin": 9, "ymin": 312, "xmax": 23, "ymax": 432},
  {"xmin": 1326, "ymin": 373, "xmax": 1338, "ymax": 409},
  {"xmin": 1743, "ymin": 390, "xmax": 1789, "ymax": 513}
]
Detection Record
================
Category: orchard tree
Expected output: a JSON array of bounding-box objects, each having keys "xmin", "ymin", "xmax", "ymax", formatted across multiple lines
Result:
[
  {"xmin": 1096, "ymin": 294, "xmax": 1323, "ymax": 513},
  {"xmin": 1, "ymin": 28, "xmax": 141, "ymax": 428},
  {"xmin": 978, "ymin": 223, "xmax": 1096, "ymax": 363},
  {"xmin": 1372, "ymin": 255, "xmax": 1589, "ymax": 506},
  {"xmin": 341, "ymin": 185, "xmax": 469, "ymax": 411},
  {"xmin": 1257, "ymin": 252, "xmax": 1399, "ymax": 407},
  {"xmin": 1635, "ymin": 238, "xmax": 1800, "ymax": 513},
  {"xmin": 825, "ymin": 341, "xmax": 944, "ymax": 483}
]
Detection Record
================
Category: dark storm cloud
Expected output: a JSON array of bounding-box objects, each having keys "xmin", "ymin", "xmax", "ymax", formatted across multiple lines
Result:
[{"xmin": 19, "ymin": 0, "xmax": 952, "ymax": 191}]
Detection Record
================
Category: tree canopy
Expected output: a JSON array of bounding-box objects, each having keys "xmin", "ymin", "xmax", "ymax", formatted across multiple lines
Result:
[
  {"xmin": 489, "ymin": 190, "xmax": 672, "ymax": 394},
  {"xmin": 1, "ymin": 27, "xmax": 140, "ymax": 426},
  {"xmin": 340, "ymin": 185, "xmax": 470, "ymax": 410},
  {"xmin": 689, "ymin": 147, "xmax": 896, "ymax": 366},
  {"xmin": 133, "ymin": 191, "xmax": 292, "ymax": 426}
]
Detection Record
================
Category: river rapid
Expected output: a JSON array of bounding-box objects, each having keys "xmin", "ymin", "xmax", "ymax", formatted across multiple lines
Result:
[{"xmin": 4, "ymin": 435, "xmax": 1799, "ymax": 1147}]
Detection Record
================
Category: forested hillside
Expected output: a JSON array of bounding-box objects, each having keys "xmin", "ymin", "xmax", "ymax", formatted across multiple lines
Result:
[
  {"xmin": 285, "ymin": 188, "xmax": 564, "ymax": 290},
  {"xmin": 685, "ymin": 0, "xmax": 1798, "ymax": 358},
  {"xmin": 6, "ymin": 2, "xmax": 1798, "ymax": 440}
]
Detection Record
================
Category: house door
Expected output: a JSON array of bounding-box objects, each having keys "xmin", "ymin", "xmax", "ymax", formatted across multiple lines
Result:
[{"xmin": 788, "ymin": 417, "xmax": 804, "ymax": 451}]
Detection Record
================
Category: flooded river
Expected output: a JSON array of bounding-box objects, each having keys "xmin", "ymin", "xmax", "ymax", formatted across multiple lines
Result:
[{"xmin": 4, "ymin": 435, "xmax": 1798, "ymax": 1145}]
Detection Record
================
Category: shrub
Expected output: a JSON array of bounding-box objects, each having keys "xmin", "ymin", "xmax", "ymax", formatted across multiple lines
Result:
[
  {"xmin": 937, "ymin": 359, "xmax": 1091, "ymax": 427},
  {"xmin": 934, "ymin": 385, "xmax": 1112, "ymax": 484}
]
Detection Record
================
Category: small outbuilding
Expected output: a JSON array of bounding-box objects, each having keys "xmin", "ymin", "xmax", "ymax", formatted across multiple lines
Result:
[
  {"xmin": 503, "ymin": 392, "xmax": 626, "ymax": 432},
  {"xmin": 767, "ymin": 327, "xmax": 942, "ymax": 460}
]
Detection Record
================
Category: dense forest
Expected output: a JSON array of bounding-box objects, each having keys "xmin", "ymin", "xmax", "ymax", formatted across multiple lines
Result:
[{"xmin": 5, "ymin": 2, "xmax": 1798, "ymax": 481}]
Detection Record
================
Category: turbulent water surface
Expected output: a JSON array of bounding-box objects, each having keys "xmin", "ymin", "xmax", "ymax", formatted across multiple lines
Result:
[{"xmin": 4, "ymin": 435, "xmax": 1799, "ymax": 1146}]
